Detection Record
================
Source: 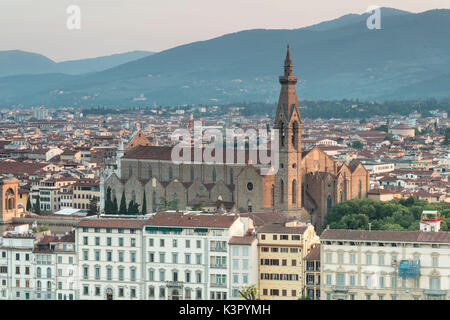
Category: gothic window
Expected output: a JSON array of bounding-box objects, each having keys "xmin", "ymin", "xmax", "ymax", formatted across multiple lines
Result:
[
  {"xmin": 301, "ymin": 184, "xmax": 305, "ymax": 206},
  {"xmin": 149, "ymin": 166, "xmax": 152, "ymax": 179},
  {"xmin": 190, "ymin": 167, "xmax": 194, "ymax": 182},
  {"xmin": 132, "ymin": 190, "xmax": 136, "ymax": 203},
  {"xmin": 358, "ymin": 180, "xmax": 362, "ymax": 199},
  {"xmin": 292, "ymin": 121, "xmax": 298, "ymax": 150},
  {"xmin": 230, "ymin": 168, "xmax": 234, "ymax": 185},
  {"xmin": 152, "ymin": 191, "xmax": 156, "ymax": 212},
  {"xmin": 280, "ymin": 180, "xmax": 284, "ymax": 204},
  {"xmin": 169, "ymin": 167, "xmax": 173, "ymax": 180},
  {"xmin": 340, "ymin": 191, "xmax": 344, "ymax": 203},
  {"xmin": 271, "ymin": 184, "xmax": 275, "ymax": 208},
  {"xmin": 327, "ymin": 195, "xmax": 332, "ymax": 210},
  {"xmin": 280, "ymin": 122, "xmax": 285, "ymax": 147},
  {"xmin": 292, "ymin": 179, "xmax": 297, "ymax": 204},
  {"xmin": 129, "ymin": 166, "xmax": 132, "ymax": 177},
  {"xmin": 212, "ymin": 168, "xmax": 216, "ymax": 183}
]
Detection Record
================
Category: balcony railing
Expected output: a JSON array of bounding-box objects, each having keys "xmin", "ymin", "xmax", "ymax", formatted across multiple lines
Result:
[
  {"xmin": 210, "ymin": 247, "xmax": 227, "ymax": 252},
  {"xmin": 210, "ymin": 283, "xmax": 227, "ymax": 288},
  {"xmin": 210, "ymin": 264, "xmax": 227, "ymax": 269},
  {"xmin": 332, "ymin": 285, "xmax": 348, "ymax": 293},
  {"xmin": 166, "ymin": 281, "xmax": 183, "ymax": 288},
  {"xmin": 423, "ymin": 289, "xmax": 445, "ymax": 296}
]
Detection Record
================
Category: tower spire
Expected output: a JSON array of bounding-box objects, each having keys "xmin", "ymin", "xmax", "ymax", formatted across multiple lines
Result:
[{"xmin": 284, "ymin": 44, "xmax": 293, "ymax": 76}]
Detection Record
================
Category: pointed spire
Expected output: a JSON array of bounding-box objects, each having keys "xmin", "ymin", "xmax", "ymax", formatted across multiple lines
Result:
[{"xmin": 284, "ymin": 44, "xmax": 293, "ymax": 76}]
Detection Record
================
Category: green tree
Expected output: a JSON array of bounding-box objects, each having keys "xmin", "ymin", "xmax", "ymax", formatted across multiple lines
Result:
[
  {"xmin": 351, "ymin": 141, "xmax": 364, "ymax": 149},
  {"xmin": 34, "ymin": 196, "xmax": 41, "ymax": 215},
  {"xmin": 238, "ymin": 285, "xmax": 259, "ymax": 300},
  {"xmin": 104, "ymin": 187, "xmax": 114, "ymax": 214},
  {"xmin": 88, "ymin": 197, "xmax": 99, "ymax": 216},
  {"xmin": 119, "ymin": 191, "xmax": 127, "ymax": 214},
  {"xmin": 141, "ymin": 191, "xmax": 147, "ymax": 215},
  {"xmin": 26, "ymin": 196, "xmax": 32, "ymax": 212},
  {"xmin": 112, "ymin": 196, "xmax": 118, "ymax": 214},
  {"xmin": 127, "ymin": 200, "xmax": 140, "ymax": 215},
  {"xmin": 192, "ymin": 201, "xmax": 204, "ymax": 211}
]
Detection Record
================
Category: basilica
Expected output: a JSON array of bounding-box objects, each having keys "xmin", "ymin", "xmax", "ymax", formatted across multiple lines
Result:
[{"xmin": 102, "ymin": 46, "xmax": 369, "ymax": 233}]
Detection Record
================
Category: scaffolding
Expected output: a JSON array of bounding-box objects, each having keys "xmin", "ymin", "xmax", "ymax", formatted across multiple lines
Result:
[{"xmin": 398, "ymin": 260, "xmax": 420, "ymax": 278}]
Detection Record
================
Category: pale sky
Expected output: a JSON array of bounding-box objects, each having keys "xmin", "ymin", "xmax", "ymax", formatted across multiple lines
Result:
[{"xmin": 0, "ymin": 0, "xmax": 448, "ymax": 62}]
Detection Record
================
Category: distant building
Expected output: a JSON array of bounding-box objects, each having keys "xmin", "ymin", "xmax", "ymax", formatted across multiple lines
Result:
[{"xmin": 389, "ymin": 124, "xmax": 415, "ymax": 137}]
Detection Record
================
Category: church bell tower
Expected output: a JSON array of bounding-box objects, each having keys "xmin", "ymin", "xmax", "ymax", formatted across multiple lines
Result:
[{"xmin": 274, "ymin": 45, "xmax": 303, "ymax": 212}]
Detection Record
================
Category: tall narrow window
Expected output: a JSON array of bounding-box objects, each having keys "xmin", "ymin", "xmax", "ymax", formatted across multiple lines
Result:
[
  {"xmin": 280, "ymin": 180, "xmax": 284, "ymax": 204},
  {"xmin": 149, "ymin": 166, "xmax": 152, "ymax": 178},
  {"xmin": 358, "ymin": 180, "xmax": 362, "ymax": 199},
  {"xmin": 132, "ymin": 190, "xmax": 136, "ymax": 203},
  {"xmin": 169, "ymin": 167, "xmax": 173, "ymax": 180},
  {"xmin": 292, "ymin": 179, "xmax": 297, "ymax": 204},
  {"xmin": 190, "ymin": 167, "xmax": 194, "ymax": 182},
  {"xmin": 280, "ymin": 122, "xmax": 285, "ymax": 147},
  {"xmin": 129, "ymin": 166, "xmax": 132, "ymax": 177},
  {"xmin": 327, "ymin": 195, "xmax": 332, "ymax": 210},
  {"xmin": 230, "ymin": 168, "xmax": 234, "ymax": 185},
  {"xmin": 271, "ymin": 184, "xmax": 275, "ymax": 208},
  {"xmin": 152, "ymin": 191, "xmax": 156, "ymax": 212},
  {"xmin": 292, "ymin": 121, "xmax": 298, "ymax": 149},
  {"xmin": 212, "ymin": 168, "xmax": 216, "ymax": 183}
]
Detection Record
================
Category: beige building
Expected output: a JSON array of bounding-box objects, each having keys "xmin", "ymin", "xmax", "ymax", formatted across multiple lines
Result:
[
  {"xmin": 320, "ymin": 214, "xmax": 450, "ymax": 300},
  {"xmin": 303, "ymin": 243, "xmax": 321, "ymax": 300},
  {"xmin": 72, "ymin": 178, "xmax": 100, "ymax": 211},
  {"xmin": 258, "ymin": 220, "xmax": 319, "ymax": 300},
  {"xmin": 389, "ymin": 124, "xmax": 415, "ymax": 137}
]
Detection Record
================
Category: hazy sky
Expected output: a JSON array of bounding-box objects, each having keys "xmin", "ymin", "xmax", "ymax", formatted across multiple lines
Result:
[{"xmin": 0, "ymin": 0, "xmax": 448, "ymax": 62}]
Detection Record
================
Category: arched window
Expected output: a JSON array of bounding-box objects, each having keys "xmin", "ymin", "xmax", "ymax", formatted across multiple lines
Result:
[
  {"xmin": 292, "ymin": 179, "xmax": 297, "ymax": 204},
  {"xmin": 280, "ymin": 122, "xmax": 285, "ymax": 147},
  {"xmin": 292, "ymin": 121, "xmax": 298, "ymax": 149},
  {"xmin": 280, "ymin": 179, "xmax": 284, "ymax": 204},
  {"xmin": 169, "ymin": 167, "xmax": 173, "ymax": 180},
  {"xmin": 327, "ymin": 195, "xmax": 332, "ymax": 210},
  {"xmin": 230, "ymin": 168, "xmax": 234, "ymax": 185},
  {"xmin": 190, "ymin": 167, "xmax": 194, "ymax": 182},
  {"xmin": 174, "ymin": 193, "xmax": 178, "ymax": 202},
  {"xmin": 47, "ymin": 267, "xmax": 51, "ymax": 278},
  {"xmin": 301, "ymin": 184, "xmax": 305, "ymax": 206},
  {"xmin": 37, "ymin": 281, "xmax": 41, "ymax": 291},
  {"xmin": 149, "ymin": 166, "xmax": 152, "ymax": 179},
  {"xmin": 340, "ymin": 191, "xmax": 344, "ymax": 203},
  {"xmin": 37, "ymin": 267, "xmax": 41, "ymax": 278},
  {"xmin": 271, "ymin": 184, "xmax": 275, "ymax": 208},
  {"xmin": 47, "ymin": 281, "xmax": 51, "ymax": 291},
  {"xmin": 358, "ymin": 180, "xmax": 362, "ymax": 199},
  {"xmin": 132, "ymin": 190, "xmax": 136, "ymax": 203},
  {"xmin": 212, "ymin": 168, "xmax": 216, "ymax": 183}
]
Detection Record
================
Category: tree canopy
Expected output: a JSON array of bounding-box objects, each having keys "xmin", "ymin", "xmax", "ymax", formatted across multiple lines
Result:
[{"xmin": 323, "ymin": 197, "xmax": 450, "ymax": 231}]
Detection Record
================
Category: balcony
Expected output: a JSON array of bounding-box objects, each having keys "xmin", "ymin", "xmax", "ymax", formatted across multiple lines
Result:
[
  {"xmin": 210, "ymin": 247, "xmax": 227, "ymax": 253},
  {"xmin": 210, "ymin": 264, "xmax": 227, "ymax": 269},
  {"xmin": 210, "ymin": 283, "xmax": 227, "ymax": 288},
  {"xmin": 332, "ymin": 285, "xmax": 348, "ymax": 293},
  {"xmin": 166, "ymin": 281, "xmax": 183, "ymax": 288},
  {"xmin": 423, "ymin": 289, "xmax": 446, "ymax": 299}
]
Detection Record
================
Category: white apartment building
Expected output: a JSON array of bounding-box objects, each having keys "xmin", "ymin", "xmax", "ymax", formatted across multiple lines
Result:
[
  {"xmin": 75, "ymin": 217, "xmax": 145, "ymax": 300},
  {"xmin": 320, "ymin": 216, "xmax": 450, "ymax": 300},
  {"xmin": 53, "ymin": 232, "xmax": 78, "ymax": 300},
  {"xmin": 228, "ymin": 235, "xmax": 258, "ymax": 299},
  {"xmin": 142, "ymin": 212, "xmax": 252, "ymax": 301},
  {"xmin": 33, "ymin": 236, "xmax": 57, "ymax": 300},
  {"xmin": 0, "ymin": 233, "xmax": 35, "ymax": 300}
]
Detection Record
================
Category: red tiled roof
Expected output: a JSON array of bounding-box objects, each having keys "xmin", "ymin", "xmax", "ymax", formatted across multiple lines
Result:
[
  {"xmin": 145, "ymin": 212, "xmax": 238, "ymax": 228},
  {"xmin": 320, "ymin": 229, "xmax": 450, "ymax": 243}
]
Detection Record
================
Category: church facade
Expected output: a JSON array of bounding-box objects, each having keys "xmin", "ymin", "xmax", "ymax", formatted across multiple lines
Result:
[{"xmin": 103, "ymin": 47, "xmax": 369, "ymax": 233}]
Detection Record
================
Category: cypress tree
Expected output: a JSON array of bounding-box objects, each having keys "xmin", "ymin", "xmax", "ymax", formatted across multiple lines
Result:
[
  {"xmin": 34, "ymin": 196, "xmax": 41, "ymax": 215},
  {"xmin": 26, "ymin": 196, "xmax": 32, "ymax": 212},
  {"xmin": 113, "ymin": 196, "xmax": 118, "ymax": 214},
  {"xmin": 141, "ymin": 191, "xmax": 147, "ymax": 215},
  {"xmin": 119, "ymin": 191, "xmax": 127, "ymax": 214}
]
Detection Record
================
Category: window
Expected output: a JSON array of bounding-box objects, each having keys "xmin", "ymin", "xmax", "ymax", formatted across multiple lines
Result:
[
  {"xmin": 432, "ymin": 257, "xmax": 438, "ymax": 267},
  {"xmin": 196, "ymin": 272, "xmax": 202, "ymax": 283},
  {"xmin": 172, "ymin": 253, "xmax": 178, "ymax": 264},
  {"xmin": 130, "ymin": 252, "xmax": 136, "ymax": 263},
  {"xmin": 196, "ymin": 240, "xmax": 201, "ymax": 249},
  {"xmin": 131, "ymin": 238, "xmax": 136, "ymax": 247},
  {"xmin": 95, "ymin": 237, "xmax": 100, "ymax": 246},
  {"xmin": 159, "ymin": 270, "xmax": 165, "ymax": 281},
  {"xmin": 350, "ymin": 275, "xmax": 355, "ymax": 286},
  {"xmin": 326, "ymin": 253, "xmax": 332, "ymax": 264},
  {"xmin": 160, "ymin": 253, "xmax": 165, "ymax": 263},
  {"xmin": 149, "ymin": 269, "xmax": 154, "ymax": 281},
  {"xmin": 196, "ymin": 288, "xmax": 202, "ymax": 299},
  {"xmin": 185, "ymin": 240, "xmax": 190, "ymax": 248},
  {"xmin": 95, "ymin": 250, "xmax": 100, "ymax": 261},
  {"xmin": 149, "ymin": 238, "xmax": 154, "ymax": 247},
  {"xmin": 149, "ymin": 286, "xmax": 155, "ymax": 298},
  {"xmin": 119, "ymin": 252, "xmax": 124, "ymax": 262},
  {"xmin": 379, "ymin": 255, "xmax": 385, "ymax": 266},
  {"xmin": 160, "ymin": 239, "xmax": 165, "ymax": 247},
  {"xmin": 131, "ymin": 268, "xmax": 136, "ymax": 281},
  {"xmin": 119, "ymin": 268, "xmax": 124, "ymax": 281},
  {"xmin": 338, "ymin": 253, "xmax": 343, "ymax": 264},
  {"xmin": 379, "ymin": 276, "xmax": 384, "ymax": 288},
  {"xmin": 196, "ymin": 254, "xmax": 202, "ymax": 265},
  {"xmin": 119, "ymin": 287, "xmax": 124, "ymax": 297},
  {"xmin": 233, "ymin": 259, "xmax": 239, "ymax": 270},
  {"xmin": 119, "ymin": 238, "xmax": 124, "ymax": 247},
  {"xmin": 326, "ymin": 274, "xmax": 331, "ymax": 285},
  {"xmin": 107, "ymin": 251, "xmax": 112, "ymax": 262},
  {"xmin": 83, "ymin": 237, "xmax": 88, "ymax": 245},
  {"xmin": 185, "ymin": 271, "xmax": 191, "ymax": 283},
  {"xmin": 350, "ymin": 254, "xmax": 355, "ymax": 265},
  {"xmin": 366, "ymin": 254, "xmax": 372, "ymax": 265},
  {"xmin": 83, "ymin": 285, "xmax": 89, "ymax": 295},
  {"xmin": 185, "ymin": 254, "xmax": 191, "ymax": 264},
  {"xmin": 107, "ymin": 267, "xmax": 112, "ymax": 280}
]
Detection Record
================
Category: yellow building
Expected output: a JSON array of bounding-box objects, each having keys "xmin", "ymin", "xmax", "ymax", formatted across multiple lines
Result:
[
  {"xmin": 72, "ymin": 178, "xmax": 100, "ymax": 211},
  {"xmin": 258, "ymin": 221, "xmax": 319, "ymax": 300}
]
